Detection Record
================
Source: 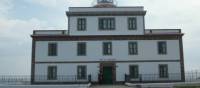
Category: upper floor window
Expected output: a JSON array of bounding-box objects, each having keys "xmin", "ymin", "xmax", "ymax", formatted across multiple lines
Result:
[
  {"xmin": 159, "ymin": 64, "xmax": 168, "ymax": 78},
  {"xmin": 128, "ymin": 17, "xmax": 137, "ymax": 30},
  {"xmin": 47, "ymin": 66, "xmax": 57, "ymax": 80},
  {"xmin": 103, "ymin": 42, "xmax": 112, "ymax": 55},
  {"xmin": 129, "ymin": 42, "xmax": 138, "ymax": 55},
  {"xmin": 77, "ymin": 42, "xmax": 86, "ymax": 56},
  {"xmin": 158, "ymin": 41, "xmax": 167, "ymax": 55},
  {"xmin": 48, "ymin": 43, "xmax": 57, "ymax": 56},
  {"xmin": 77, "ymin": 18, "xmax": 86, "ymax": 31},
  {"xmin": 99, "ymin": 18, "xmax": 115, "ymax": 30}
]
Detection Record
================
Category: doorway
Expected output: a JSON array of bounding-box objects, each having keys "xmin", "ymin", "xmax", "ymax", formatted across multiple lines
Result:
[
  {"xmin": 102, "ymin": 66, "xmax": 113, "ymax": 84},
  {"xmin": 99, "ymin": 62, "xmax": 116, "ymax": 84}
]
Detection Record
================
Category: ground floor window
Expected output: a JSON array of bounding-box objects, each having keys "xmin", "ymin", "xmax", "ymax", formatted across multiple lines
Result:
[
  {"xmin": 77, "ymin": 65, "xmax": 87, "ymax": 80},
  {"xmin": 159, "ymin": 64, "xmax": 169, "ymax": 78},
  {"xmin": 129, "ymin": 65, "xmax": 139, "ymax": 79},
  {"xmin": 47, "ymin": 66, "xmax": 57, "ymax": 80}
]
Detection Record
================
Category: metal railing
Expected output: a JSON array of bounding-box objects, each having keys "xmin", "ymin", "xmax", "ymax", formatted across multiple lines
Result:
[
  {"xmin": 34, "ymin": 75, "xmax": 91, "ymax": 84},
  {"xmin": 0, "ymin": 75, "xmax": 92, "ymax": 85},
  {"xmin": 33, "ymin": 30, "xmax": 68, "ymax": 35},
  {"xmin": 125, "ymin": 73, "xmax": 182, "ymax": 83},
  {"xmin": 1, "ymin": 72, "xmax": 200, "ymax": 85},
  {"xmin": 0, "ymin": 75, "xmax": 31, "ymax": 85},
  {"xmin": 125, "ymin": 72, "xmax": 200, "ymax": 83},
  {"xmin": 185, "ymin": 71, "xmax": 200, "ymax": 82}
]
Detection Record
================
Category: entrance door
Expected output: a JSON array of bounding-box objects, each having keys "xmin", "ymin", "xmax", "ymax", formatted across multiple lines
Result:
[{"xmin": 102, "ymin": 66, "xmax": 113, "ymax": 84}]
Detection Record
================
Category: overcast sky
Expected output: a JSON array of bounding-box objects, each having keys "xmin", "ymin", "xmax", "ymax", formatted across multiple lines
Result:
[{"xmin": 0, "ymin": 0, "xmax": 200, "ymax": 75}]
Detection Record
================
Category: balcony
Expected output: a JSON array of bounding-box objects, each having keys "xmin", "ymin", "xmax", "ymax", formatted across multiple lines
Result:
[
  {"xmin": 145, "ymin": 29, "xmax": 182, "ymax": 35},
  {"xmin": 33, "ymin": 30, "xmax": 68, "ymax": 36}
]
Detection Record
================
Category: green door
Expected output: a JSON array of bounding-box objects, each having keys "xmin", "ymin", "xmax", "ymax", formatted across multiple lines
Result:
[{"xmin": 102, "ymin": 67, "xmax": 113, "ymax": 84}]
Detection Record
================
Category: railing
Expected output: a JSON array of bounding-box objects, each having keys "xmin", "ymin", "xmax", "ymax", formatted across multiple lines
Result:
[
  {"xmin": 145, "ymin": 29, "xmax": 181, "ymax": 35},
  {"xmin": 0, "ymin": 75, "xmax": 31, "ymax": 85},
  {"xmin": 34, "ymin": 75, "xmax": 91, "ymax": 83},
  {"xmin": 33, "ymin": 30, "xmax": 68, "ymax": 35},
  {"xmin": 185, "ymin": 71, "xmax": 200, "ymax": 82},
  {"xmin": 125, "ymin": 73, "xmax": 182, "ymax": 83},
  {"xmin": 125, "ymin": 72, "xmax": 200, "ymax": 83},
  {"xmin": 0, "ymin": 75, "xmax": 91, "ymax": 85},
  {"xmin": 1, "ymin": 72, "xmax": 200, "ymax": 85}
]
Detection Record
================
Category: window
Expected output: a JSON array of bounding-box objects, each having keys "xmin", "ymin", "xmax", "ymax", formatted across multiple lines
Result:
[
  {"xmin": 158, "ymin": 41, "xmax": 167, "ymax": 55},
  {"xmin": 48, "ymin": 43, "xmax": 57, "ymax": 56},
  {"xmin": 159, "ymin": 64, "xmax": 168, "ymax": 78},
  {"xmin": 129, "ymin": 65, "xmax": 139, "ymax": 79},
  {"xmin": 103, "ymin": 42, "xmax": 112, "ymax": 55},
  {"xmin": 98, "ymin": 0, "xmax": 113, "ymax": 3},
  {"xmin": 77, "ymin": 66, "xmax": 87, "ymax": 80},
  {"xmin": 99, "ymin": 18, "xmax": 115, "ymax": 30},
  {"xmin": 77, "ymin": 18, "xmax": 86, "ymax": 31},
  {"xmin": 47, "ymin": 66, "xmax": 57, "ymax": 80},
  {"xmin": 128, "ymin": 17, "xmax": 137, "ymax": 30},
  {"xmin": 129, "ymin": 42, "xmax": 138, "ymax": 55},
  {"xmin": 77, "ymin": 42, "xmax": 86, "ymax": 56}
]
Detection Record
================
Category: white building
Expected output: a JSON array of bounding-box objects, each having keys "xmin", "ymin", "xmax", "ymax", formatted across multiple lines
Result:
[{"xmin": 31, "ymin": 0, "xmax": 185, "ymax": 84}]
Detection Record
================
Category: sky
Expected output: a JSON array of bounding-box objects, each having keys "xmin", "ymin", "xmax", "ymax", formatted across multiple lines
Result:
[{"xmin": 0, "ymin": 0, "xmax": 200, "ymax": 75}]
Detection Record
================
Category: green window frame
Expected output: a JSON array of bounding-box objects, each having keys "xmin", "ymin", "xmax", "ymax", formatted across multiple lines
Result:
[
  {"xmin": 129, "ymin": 42, "xmax": 138, "ymax": 55},
  {"xmin": 48, "ymin": 43, "xmax": 57, "ymax": 56},
  {"xmin": 129, "ymin": 65, "xmax": 139, "ymax": 79},
  {"xmin": 128, "ymin": 17, "xmax": 137, "ymax": 30},
  {"xmin": 47, "ymin": 66, "xmax": 57, "ymax": 80},
  {"xmin": 103, "ymin": 42, "xmax": 112, "ymax": 55},
  {"xmin": 77, "ymin": 42, "xmax": 86, "ymax": 56},
  {"xmin": 158, "ymin": 41, "xmax": 167, "ymax": 55},
  {"xmin": 77, "ymin": 18, "xmax": 86, "ymax": 31},
  {"xmin": 77, "ymin": 65, "xmax": 87, "ymax": 80},
  {"xmin": 159, "ymin": 64, "xmax": 169, "ymax": 78},
  {"xmin": 99, "ymin": 18, "xmax": 115, "ymax": 30}
]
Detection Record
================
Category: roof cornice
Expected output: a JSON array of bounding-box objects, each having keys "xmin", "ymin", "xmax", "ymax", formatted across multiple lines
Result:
[{"xmin": 66, "ymin": 11, "xmax": 146, "ymax": 16}]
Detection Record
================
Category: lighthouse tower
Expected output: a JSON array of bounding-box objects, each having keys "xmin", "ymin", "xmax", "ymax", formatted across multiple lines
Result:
[{"xmin": 94, "ymin": 0, "xmax": 116, "ymax": 7}]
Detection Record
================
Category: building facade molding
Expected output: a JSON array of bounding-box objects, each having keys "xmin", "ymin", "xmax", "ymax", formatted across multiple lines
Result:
[
  {"xmin": 35, "ymin": 60, "xmax": 181, "ymax": 64},
  {"xmin": 31, "ymin": 34, "xmax": 183, "ymax": 41},
  {"xmin": 66, "ymin": 11, "xmax": 147, "ymax": 16}
]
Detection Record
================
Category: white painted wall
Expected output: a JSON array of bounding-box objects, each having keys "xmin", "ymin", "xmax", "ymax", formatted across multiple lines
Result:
[
  {"xmin": 34, "ymin": 39, "xmax": 181, "ymax": 82},
  {"xmin": 35, "ymin": 63, "xmax": 99, "ymax": 82},
  {"xmin": 116, "ymin": 62, "xmax": 181, "ymax": 81},
  {"xmin": 35, "ymin": 62, "xmax": 181, "ymax": 82},
  {"xmin": 69, "ymin": 16, "xmax": 144, "ymax": 35},
  {"xmin": 35, "ymin": 40, "xmax": 180, "ymax": 62}
]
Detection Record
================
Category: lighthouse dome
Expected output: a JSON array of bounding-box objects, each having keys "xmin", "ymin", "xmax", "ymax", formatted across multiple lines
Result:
[{"xmin": 94, "ymin": 0, "xmax": 117, "ymax": 8}]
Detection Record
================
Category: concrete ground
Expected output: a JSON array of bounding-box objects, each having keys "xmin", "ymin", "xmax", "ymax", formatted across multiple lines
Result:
[{"xmin": 90, "ymin": 85, "xmax": 133, "ymax": 88}]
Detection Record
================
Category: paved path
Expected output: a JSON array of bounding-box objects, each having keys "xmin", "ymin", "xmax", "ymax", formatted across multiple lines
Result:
[{"xmin": 90, "ymin": 85, "xmax": 133, "ymax": 88}]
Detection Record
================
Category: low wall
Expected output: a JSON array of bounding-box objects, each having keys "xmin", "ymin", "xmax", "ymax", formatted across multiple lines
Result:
[{"xmin": 0, "ymin": 84, "xmax": 90, "ymax": 88}]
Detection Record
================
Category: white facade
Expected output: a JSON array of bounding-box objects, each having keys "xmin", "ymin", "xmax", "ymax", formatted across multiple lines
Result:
[
  {"xmin": 35, "ymin": 40, "xmax": 180, "ymax": 62},
  {"xmin": 31, "ymin": 0, "xmax": 184, "ymax": 84},
  {"xmin": 69, "ymin": 16, "xmax": 145, "ymax": 35},
  {"xmin": 34, "ymin": 40, "xmax": 182, "ymax": 82},
  {"xmin": 35, "ymin": 62, "xmax": 181, "ymax": 82}
]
